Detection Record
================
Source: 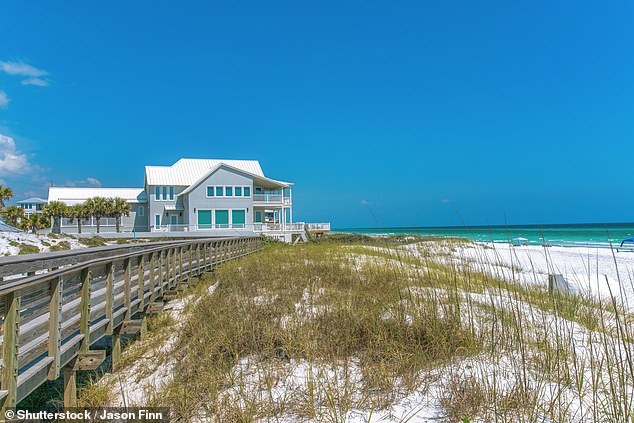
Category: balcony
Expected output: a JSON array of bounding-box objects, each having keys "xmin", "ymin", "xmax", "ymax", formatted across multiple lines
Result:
[{"xmin": 253, "ymin": 193, "xmax": 291, "ymax": 205}]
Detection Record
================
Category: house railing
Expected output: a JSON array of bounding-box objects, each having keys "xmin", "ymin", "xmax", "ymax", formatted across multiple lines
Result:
[
  {"xmin": 0, "ymin": 236, "xmax": 262, "ymax": 411},
  {"xmin": 252, "ymin": 194, "xmax": 291, "ymax": 205},
  {"xmin": 306, "ymin": 223, "xmax": 331, "ymax": 231}
]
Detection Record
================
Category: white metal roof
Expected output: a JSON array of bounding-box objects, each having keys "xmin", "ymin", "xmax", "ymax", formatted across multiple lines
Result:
[
  {"xmin": 17, "ymin": 197, "xmax": 47, "ymax": 204},
  {"xmin": 178, "ymin": 163, "xmax": 293, "ymax": 197},
  {"xmin": 48, "ymin": 187, "xmax": 147, "ymax": 205},
  {"xmin": 145, "ymin": 158, "xmax": 266, "ymax": 186}
]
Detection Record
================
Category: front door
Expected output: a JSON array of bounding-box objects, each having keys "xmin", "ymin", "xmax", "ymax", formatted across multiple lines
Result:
[{"xmin": 170, "ymin": 215, "xmax": 178, "ymax": 225}]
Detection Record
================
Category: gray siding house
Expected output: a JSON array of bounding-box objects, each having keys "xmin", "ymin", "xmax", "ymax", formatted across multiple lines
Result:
[
  {"xmin": 145, "ymin": 159, "xmax": 294, "ymax": 234},
  {"xmin": 44, "ymin": 158, "xmax": 326, "ymax": 241}
]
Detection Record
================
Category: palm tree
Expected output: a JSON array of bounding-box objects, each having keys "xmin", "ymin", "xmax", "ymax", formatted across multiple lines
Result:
[
  {"xmin": 1, "ymin": 205, "xmax": 23, "ymax": 227},
  {"xmin": 0, "ymin": 185, "xmax": 13, "ymax": 209},
  {"xmin": 85, "ymin": 197, "xmax": 112, "ymax": 233},
  {"xmin": 24, "ymin": 214, "xmax": 49, "ymax": 234},
  {"xmin": 43, "ymin": 201, "xmax": 68, "ymax": 234},
  {"xmin": 111, "ymin": 197, "xmax": 131, "ymax": 233},
  {"xmin": 69, "ymin": 203, "xmax": 90, "ymax": 234}
]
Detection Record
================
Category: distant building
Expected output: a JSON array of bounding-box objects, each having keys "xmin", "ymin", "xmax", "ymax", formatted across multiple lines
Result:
[{"xmin": 16, "ymin": 198, "xmax": 47, "ymax": 216}]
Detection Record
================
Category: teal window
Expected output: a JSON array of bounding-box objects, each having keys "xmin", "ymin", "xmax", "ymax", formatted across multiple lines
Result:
[
  {"xmin": 216, "ymin": 186, "xmax": 223, "ymax": 196},
  {"xmin": 162, "ymin": 186, "xmax": 167, "ymax": 200},
  {"xmin": 232, "ymin": 210, "xmax": 245, "ymax": 227},
  {"xmin": 207, "ymin": 186, "xmax": 214, "ymax": 197},
  {"xmin": 235, "ymin": 187, "xmax": 242, "ymax": 196},
  {"xmin": 215, "ymin": 210, "xmax": 229, "ymax": 227},
  {"xmin": 244, "ymin": 187, "xmax": 251, "ymax": 197},
  {"xmin": 155, "ymin": 186, "xmax": 160, "ymax": 200},
  {"xmin": 255, "ymin": 187, "xmax": 262, "ymax": 194},
  {"xmin": 255, "ymin": 211, "xmax": 262, "ymax": 222},
  {"xmin": 169, "ymin": 186, "xmax": 174, "ymax": 200},
  {"xmin": 225, "ymin": 186, "xmax": 233, "ymax": 196},
  {"xmin": 197, "ymin": 210, "xmax": 211, "ymax": 228},
  {"xmin": 155, "ymin": 214, "xmax": 161, "ymax": 227}
]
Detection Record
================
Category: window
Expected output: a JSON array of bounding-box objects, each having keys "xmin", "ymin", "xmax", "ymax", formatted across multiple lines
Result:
[
  {"xmin": 162, "ymin": 186, "xmax": 167, "ymax": 200},
  {"xmin": 155, "ymin": 214, "xmax": 161, "ymax": 227},
  {"xmin": 139, "ymin": 207, "xmax": 144, "ymax": 216},
  {"xmin": 244, "ymin": 186, "xmax": 251, "ymax": 197},
  {"xmin": 169, "ymin": 186, "xmax": 174, "ymax": 200},
  {"xmin": 155, "ymin": 186, "xmax": 160, "ymax": 200},
  {"xmin": 235, "ymin": 187, "xmax": 242, "ymax": 196},
  {"xmin": 207, "ymin": 186, "xmax": 214, "ymax": 197},
  {"xmin": 215, "ymin": 210, "xmax": 229, "ymax": 227},
  {"xmin": 232, "ymin": 210, "xmax": 246, "ymax": 227},
  {"xmin": 198, "ymin": 210, "xmax": 211, "ymax": 228},
  {"xmin": 225, "ymin": 186, "xmax": 233, "ymax": 197},
  {"xmin": 216, "ymin": 186, "xmax": 223, "ymax": 197}
]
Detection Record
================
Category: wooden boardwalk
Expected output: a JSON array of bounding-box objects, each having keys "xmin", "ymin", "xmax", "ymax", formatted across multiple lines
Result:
[{"xmin": 0, "ymin": 236, "xmax": 262, "ymax": 410}]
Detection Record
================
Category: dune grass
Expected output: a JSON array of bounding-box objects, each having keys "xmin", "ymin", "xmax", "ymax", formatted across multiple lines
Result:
[{"xmin": 80, "ymin": 237, "xmax": 634, "ymax": 422}]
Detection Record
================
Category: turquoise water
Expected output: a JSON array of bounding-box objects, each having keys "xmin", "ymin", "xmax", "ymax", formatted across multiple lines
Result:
[{"xmin": 334, "ymin": 223, "xmax": 634, "ymax": 247}]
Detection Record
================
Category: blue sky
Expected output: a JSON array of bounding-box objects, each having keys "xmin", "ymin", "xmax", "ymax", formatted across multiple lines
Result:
[{"xmin": 0, "ymin": 1, "xmax": 633, "ymax": 228}]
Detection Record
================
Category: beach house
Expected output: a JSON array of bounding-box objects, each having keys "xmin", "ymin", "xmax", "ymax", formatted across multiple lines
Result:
[
  {"xmin": 145, "ymin": 158, "xmax": 297, "ymax": 236},
  {"xmin": 39, "ymin": 158, "xmax": 326, "ymax": 242},
  {"xmin": 16, "ymin": 197, "xmax": 47, "ymax": 216}
]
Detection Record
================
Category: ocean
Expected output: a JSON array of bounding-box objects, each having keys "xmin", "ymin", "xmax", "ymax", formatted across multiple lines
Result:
[{"xmin": 334, "ymin": 223, "xmax": 634, "ymax": 248}]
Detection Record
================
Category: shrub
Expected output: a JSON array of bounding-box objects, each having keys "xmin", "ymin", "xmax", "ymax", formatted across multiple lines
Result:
[
  {"xmin": 50, "ymin": 241, "xmax": 71, "ymax": 252},
  {"xmin": 78, "ymin": 237, "xmax": 107, "ymax": 248},
  {"xmin": 18, "ymin": 244, "xmax": 40, "ymax": 255}
]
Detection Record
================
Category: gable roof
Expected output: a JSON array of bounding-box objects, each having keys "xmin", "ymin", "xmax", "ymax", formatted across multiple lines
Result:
[
  {"xmin": 145, "ymin": 158, "xmax": 265, "ymax": 186},
  {"xmin": 48, "ymin": 187, "xmax": 147, "ymax": 205},
  {"xmin": 17, "ymin": 197, "xmax": 47, "ymax": 204},
  {"xmin": 178, "ymin": 163, "xmax": 293, "ymax": 197}
]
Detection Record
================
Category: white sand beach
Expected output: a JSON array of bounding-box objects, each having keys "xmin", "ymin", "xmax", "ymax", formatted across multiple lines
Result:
[{"xmin": 449, "ymin": 242, "xmax": 634, "ymax": 309}]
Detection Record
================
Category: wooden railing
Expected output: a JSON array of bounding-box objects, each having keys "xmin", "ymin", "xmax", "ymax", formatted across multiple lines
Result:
[{"xmin": 0, "ymin": 236, "xmax": 262, "ymax": 411}]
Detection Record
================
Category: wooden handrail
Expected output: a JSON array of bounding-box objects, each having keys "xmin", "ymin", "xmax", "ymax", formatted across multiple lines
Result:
[{"xmin": 0, "ymin": 236, "xmax": 263, "ymax": 411}]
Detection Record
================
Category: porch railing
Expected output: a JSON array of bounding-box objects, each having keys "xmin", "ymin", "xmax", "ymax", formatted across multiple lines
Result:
[{"xmin": 253, "ymin": 194, "xmax": 291, "ymax": 205}]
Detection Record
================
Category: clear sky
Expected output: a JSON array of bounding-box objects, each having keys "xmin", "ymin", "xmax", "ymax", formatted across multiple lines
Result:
[{"xmin": 0, "ymin": 1, "xmax": 632, "ymax": 228}]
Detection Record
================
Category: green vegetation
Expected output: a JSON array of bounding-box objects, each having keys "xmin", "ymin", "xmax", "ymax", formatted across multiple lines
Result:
[
  {"xmin": 18, "ymin": 243, "xmax": 40, "ymax": 255},
  {"xmin": 78, "ymin": 236, "xmax": 107, "ymax": 248},
  {"xmin": 0, "ymin": 184, "xmax": 14, "ymax": 208},
  {"xmin": 1, "ymin": 205, "xmax": 23, "ymax": 227},
  {"xmin": 78, "ymin": 239, "xmax": 634, "ymax": 422},
  {"xmin": 50, "ymin": 241, "xmax": 71, "ymax": 252}
]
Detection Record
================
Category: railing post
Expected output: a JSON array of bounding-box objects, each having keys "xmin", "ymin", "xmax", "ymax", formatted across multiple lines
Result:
[
  {"xmin": 178, "ymin": 247, "xmax": 184, "ymax": 287},
  {"xmin": 196, "ymin": 243, "xmax": 201, "ymax": 275},
  {"xmin": 137, "ymin": 255, "xmax": 145, "ymax": 310},
  {"xmin": 105, "ymin": 262, "xmax": 114, "ymax": 336},
  {"xmin": 48, "ymin": 275, "xmax": 63, "ymax": 380},
  {"xmin": 1, "ymin": 291, "xmax": 21, "ymax": 411},
  {"xmin": 205, "ymin": 242, "xmax": 210, "ymax": 270},
  {"xmin": 171, "ymin": 248, "xmax": 177, "ymax": 288},
  {"xmin": 165, "ymin": 248, "xmax": 172, "ymax": 290},
  {"xmin": 79, "ymin": 268, "xmax": 92, "ymax": 352},
  {"xmin": 158, "ymin": 249, "xmax": 164, "ymax": 296},
  {"xmin": 149, "ymin": 252, "xmax": 156, "ymax": 301},
  {"xmin": 188, "ymin": 245, "xmax": 193, "ymax": 280},
  {"xmin": 123, "ymin": 258, "xmax": 131, "ymax": 319}
]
